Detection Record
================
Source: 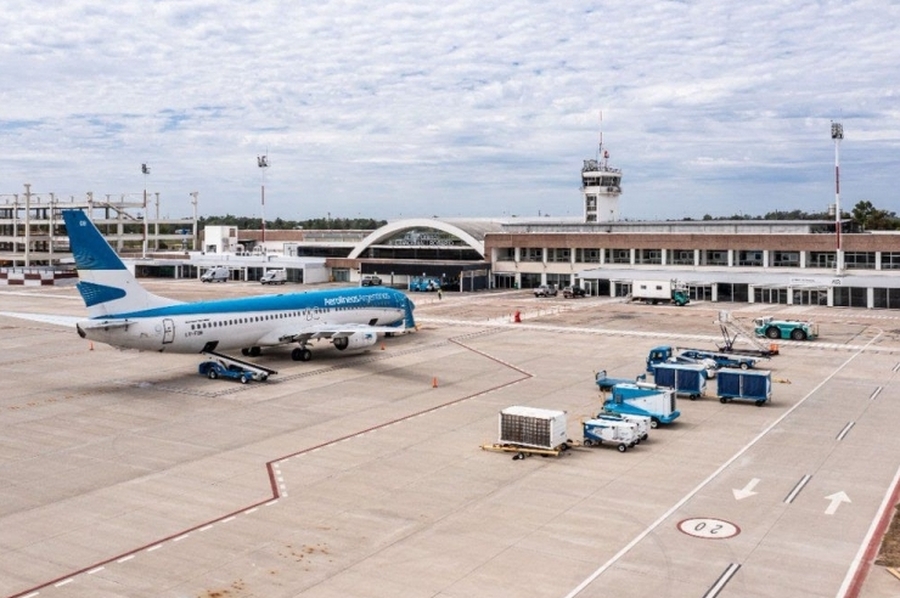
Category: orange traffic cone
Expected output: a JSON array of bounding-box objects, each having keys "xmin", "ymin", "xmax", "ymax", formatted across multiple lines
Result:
[
  {"xmin": 89, "ymin": 342, "xmax": 94, "ymax": 351},
  {"xmin": 432, "ymin": 377, "xmax": 438, "ymax": 388},
  {"xmin": 381, "ymin": 342, "xmax": 386, "ymax": 351}
]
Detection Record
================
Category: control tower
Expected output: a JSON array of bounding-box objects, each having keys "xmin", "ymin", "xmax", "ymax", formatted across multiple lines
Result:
[{"xmin": 581, "ymin": 140, "xmax": 622, "ymax": 223}]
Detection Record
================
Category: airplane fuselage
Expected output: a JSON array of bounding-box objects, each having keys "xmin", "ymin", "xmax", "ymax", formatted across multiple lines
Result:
[{"xmin": 77, "ymin": 287, "xmax": 408, "ymax": 354}]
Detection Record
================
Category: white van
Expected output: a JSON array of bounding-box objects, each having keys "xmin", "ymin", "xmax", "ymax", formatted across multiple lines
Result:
[
  {"xmin": 260, "ymin": 269, "xmax": 287, "ymax": 285},
  {"xmin": 200, "ymin": 266, "xmax": 229, "ymax": 283}
]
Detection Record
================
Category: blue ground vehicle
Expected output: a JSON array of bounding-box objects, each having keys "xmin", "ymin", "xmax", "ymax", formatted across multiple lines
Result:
[
  {"xmin": 652, "ymin": 362, "xmax": 707, "ymax": 400},
  {"xmin": 679, "ymin": 349, "xmax": 759, "ymax": 370},
  {"xmin": 716, "ymin": 368, "xmax": 772, "ymax": 406},
  {"xmin": 198, "ymin": 361, "xmax": 267, "ymax": 383},
  {"xmin": 603, "ymin": 383, "xmax": 680, "ymax": 427},
  {"xmin": 595, "ymin": 369, "xmax": 645, "ymax": 392},
  {"xmin": 410, "ymin": 276, "xmax": 441, "ymax": 292}
]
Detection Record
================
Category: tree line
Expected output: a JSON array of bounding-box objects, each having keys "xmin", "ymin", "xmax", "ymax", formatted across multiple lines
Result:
[
  {"xmin": 197, "ymin": 215, "xmax": 388, "ymax": 230},
  {"xmin": 194, "ymin": 201, "xmax": 898, "ymax": 232},
  {"xmin": 699, "ymin": 200, "xmax": 899, "ymax": 230}
]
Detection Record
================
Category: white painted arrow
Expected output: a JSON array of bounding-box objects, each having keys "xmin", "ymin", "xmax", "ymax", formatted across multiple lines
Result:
[
  {"xmin": 825, "ymin": 491, "xmax": 851, "ymax": 515},
  {"xmin": 732, "ymin": 478, "xmax": 761, "ymax": 500}
]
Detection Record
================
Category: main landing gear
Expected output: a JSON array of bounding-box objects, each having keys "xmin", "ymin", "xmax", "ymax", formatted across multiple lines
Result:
[
  {"xmin": 291, "ymin": 346, "xmax": 312, "ymax": 362},
  {"xmin": 241, "ymin": 346, "xmax": 262, "ymax": 357}
]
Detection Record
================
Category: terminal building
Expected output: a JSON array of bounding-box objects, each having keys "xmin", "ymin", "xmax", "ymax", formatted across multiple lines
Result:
[{"xmin": 3, "ymin": 140, "xmax": 899, "ymax": 309}]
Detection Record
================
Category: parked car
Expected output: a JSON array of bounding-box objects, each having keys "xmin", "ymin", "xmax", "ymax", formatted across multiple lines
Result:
[
  {"xmin": 533, "ymin": 284, "xmax": 558, "ymax": 297},
  {"xmin": 198, "ymin": 361, "xmax": 268, "ymax": 383},
  {"xmin": 562, "ymin": 286, "xmax": 586, "ymax": 298},
  {"xmin": 361, "ymin": 275, "xmax": 382, "ymax": 287}
]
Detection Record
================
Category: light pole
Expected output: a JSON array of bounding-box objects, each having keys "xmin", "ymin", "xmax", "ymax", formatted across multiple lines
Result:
[
  {"xmin": 141, "ymin": 163, "xmax": 150, "ymax": 258},
  {"xmin": 189, "ymin": 191, "xmax": 199, "ymax": 251},
  {"xmin": 257, "ymin": 153, "xmax": 269, "ymax": 244},
  {"xmin": 831, "ymin": 122, "xmax": 843, "ymax": 275}
]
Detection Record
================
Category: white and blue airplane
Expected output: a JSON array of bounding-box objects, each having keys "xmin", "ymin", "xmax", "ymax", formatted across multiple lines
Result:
[{"xmin": 4, "ymin": 209, "xmax": 416, "ymax": 364}]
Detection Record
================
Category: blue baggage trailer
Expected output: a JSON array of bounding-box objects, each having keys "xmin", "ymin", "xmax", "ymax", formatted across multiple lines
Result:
[
  {"xmin": 652, "ymin": 362, "xmax": 707, "ymax": 400},
  {"xmin": 716, "ymin": 368, "xmax": 772, "ymax": 406}
]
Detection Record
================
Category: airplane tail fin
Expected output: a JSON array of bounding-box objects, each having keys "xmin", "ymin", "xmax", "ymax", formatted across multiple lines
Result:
[{"xmin": 62, "ymin": 209, "xmax": 180, "ymax": 318}]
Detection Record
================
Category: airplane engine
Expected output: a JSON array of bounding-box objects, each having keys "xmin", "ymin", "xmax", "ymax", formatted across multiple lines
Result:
[{"xmin": 333, "ymin": 332, "xmax": 378, "ymax": 351}]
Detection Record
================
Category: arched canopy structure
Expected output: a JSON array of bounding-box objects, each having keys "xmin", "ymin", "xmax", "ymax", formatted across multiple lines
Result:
[{"xmin": 348, "ymin": 218, "xmax": 504, "ymax": 260}]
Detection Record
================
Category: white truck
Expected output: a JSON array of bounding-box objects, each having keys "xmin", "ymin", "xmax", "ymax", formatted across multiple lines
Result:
[
  {"xmin": 632, "ymin": 279, "xmax": 690, "ymax": 306},
  {"xmin": 260, "ymin": 269, "xmax": 287, "ymax": 285},
  {"xmin": 582, "ymin": 418, "xmax": 639, "ymax": 452},
  {"xmin": 594, "ymin": 412, "xmax": 651, "ymax": 442},
  {"xmin": 200, "ymin": 266, "xmax": 229, "ymax": 283}
]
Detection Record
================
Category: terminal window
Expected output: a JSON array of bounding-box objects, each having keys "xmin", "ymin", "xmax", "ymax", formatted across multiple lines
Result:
[
  {"xmin": 670, "ymin": 250, "xmax": 694, "ymax": 265},
  {"xmin": 704, "ymin": 250, "xmax": 728, "ymax": 266},
  {"xmin": 521, "ymin": 248, "xmax": 543, "ymax": 262},
  {"xmin": 637, "ymin": 249, "xmax": 662, "ymax": 264},
  {"xmin": 844, "ymin": 252, "xmax": 875, "ymax": 269},
  {"xmin": 737, "ymin": 251, "xmax": 763, "ymax": 267},
  {"xmin": 606, "ymin": 248, "xmax": 631, "ymax": 264},
  {"xmin": 772, "ymin": 251, "xmax": 800, "ymax": 267},
  {"xmin": 883, "ymin": 252, "xmax": 900, "ymax": 270},
  {"xmin": 809, "ymin": 251, "xmax": 836, "ymax": 268}
]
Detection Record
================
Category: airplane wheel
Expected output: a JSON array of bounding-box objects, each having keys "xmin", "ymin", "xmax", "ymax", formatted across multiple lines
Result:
[
  {"xmin": 241, "ymin": 348, "xmax": 250, "ymax": 356},
  {"xmin": 291, "ymin": 347, "xmax": 312, "ymax": 362},
  {"xmin": 208, "ymin": 370, "xmax": 218, "ymax": 380},
  {"xmin": 250, "ymin": 346, "xmax": 261, "ymax": 357}
]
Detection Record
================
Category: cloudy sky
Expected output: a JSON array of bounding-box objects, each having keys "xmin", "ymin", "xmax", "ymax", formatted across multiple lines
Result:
[{"xmin": 2, "ymin": 1, "xmax": 898, "ymax": 221}]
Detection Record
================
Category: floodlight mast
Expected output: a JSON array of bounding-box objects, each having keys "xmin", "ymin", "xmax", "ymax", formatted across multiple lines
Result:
[
  {"xmin": 141, "ymin": 163, "xmax": 150, "ymax": 258},
  {"xmin": 257, "ymin": 153, "xmax": 269, "ymax": 243},
  {"xmin": 831, "ymin": 122, "xmax": 843, "ymax": 275}
]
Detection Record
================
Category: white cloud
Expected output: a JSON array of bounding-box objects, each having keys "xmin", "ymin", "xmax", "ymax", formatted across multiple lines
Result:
[{"xmin": 1, "ymin": 0, "xmax": 899, "ymax": 221}]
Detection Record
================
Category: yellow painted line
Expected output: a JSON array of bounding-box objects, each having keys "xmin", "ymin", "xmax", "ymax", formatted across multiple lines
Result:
[{"xmin": 887, "ymin": 567, "xmax": 900, "ymax": 582}]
